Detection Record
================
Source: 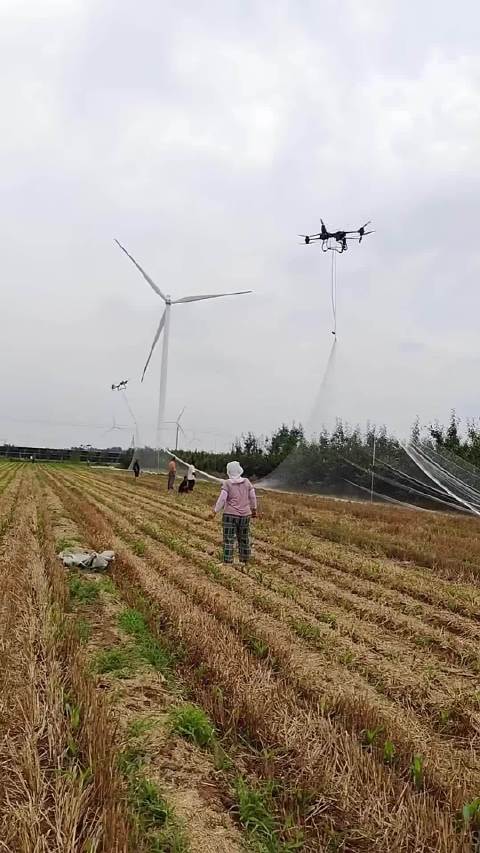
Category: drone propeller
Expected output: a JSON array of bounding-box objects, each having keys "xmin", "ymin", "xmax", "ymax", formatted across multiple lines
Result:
[{"xmin": 358, "ymin": 221, "xmax": 372, "ymax": 242}]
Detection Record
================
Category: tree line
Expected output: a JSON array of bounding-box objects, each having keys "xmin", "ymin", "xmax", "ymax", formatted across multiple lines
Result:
[{"xmin": 176, "ymin": 412, "xmax": 480, "ymax": 509}]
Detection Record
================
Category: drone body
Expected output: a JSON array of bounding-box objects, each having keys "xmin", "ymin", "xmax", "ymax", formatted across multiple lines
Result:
[
  {"xmin": 111, "ymin": 380, "xmax": 129, "ymax": 391},
  {"xmin": 301, "ymin": 219, "xmax": 374, "ymax": 253}
]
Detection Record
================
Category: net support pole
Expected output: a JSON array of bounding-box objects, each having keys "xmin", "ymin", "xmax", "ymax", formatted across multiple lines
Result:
[{"xmin": 370, "ymin": 435, "xmax": 376, "ymax": 502}]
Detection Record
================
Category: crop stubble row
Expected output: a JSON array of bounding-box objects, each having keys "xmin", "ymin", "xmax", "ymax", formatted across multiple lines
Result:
[{"xmin": 43, "ymin": 465, "xmax": 477, "ymax": 851}]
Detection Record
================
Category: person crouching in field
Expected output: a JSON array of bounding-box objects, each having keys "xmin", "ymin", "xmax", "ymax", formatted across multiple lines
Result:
[
  {"xmin": 178, "ymin": 475, "xmax": 189, "ymax": 494},
  {"xmin": 213, "ymin": 461, "xmax": 257, "ymax": 563},
  {"xmin": 186, "ymin": 463, "xmax": 196, "ymax": 491}
]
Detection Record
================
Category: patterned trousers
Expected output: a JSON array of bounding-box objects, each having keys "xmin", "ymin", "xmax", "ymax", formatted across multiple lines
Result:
[{"xmin": 223, "ymin": 514, "xmax": 251, "ymax": 563}]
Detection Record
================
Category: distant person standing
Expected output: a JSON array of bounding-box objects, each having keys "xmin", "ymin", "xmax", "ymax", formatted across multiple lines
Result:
[
  {"xmin": 186, "ymin": 463, "xmax": 196, "ymax": 492},
  {"xmin": 178, "ymin": 475, "xmax": 189, "ymax": 494},
  {"xmin": 213, "ymin": 461, "xmax": 257, "ymax": 564},
  {"xmin": 133, "ymin": 459, "xmax": 140, "ymax": 479},
  {"xmin": 167, "ymin": 458, "xmax": 176, "ymax": 490}
]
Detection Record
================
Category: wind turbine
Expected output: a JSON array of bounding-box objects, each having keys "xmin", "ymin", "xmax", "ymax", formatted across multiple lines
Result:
[
  {"xmin": 101, "ymin": 416, "xmax": 128, "ymax": 439},
  {"xmin": 115, "ymin": 240, "xmax": 252, "ymax": 448},
  {"xmin": 174, "ymin": 406, "xmax": 186, "ymax": 452}
]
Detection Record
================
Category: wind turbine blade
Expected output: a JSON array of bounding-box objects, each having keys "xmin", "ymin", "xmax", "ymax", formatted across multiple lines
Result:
[
  {"xmin": 115, "ymin": 239, "xmax": 167, "ymax": 301},
  {"xmin": 172, "ymin": 291, "xmax": 252, "ymax": 304},
  {"xmin": 176, "ymin": 406, "xmax": 186, "ymax": 423},
  {"xmin": 141, "ymin": 309, "xmax": 166, "ymax": 382}
]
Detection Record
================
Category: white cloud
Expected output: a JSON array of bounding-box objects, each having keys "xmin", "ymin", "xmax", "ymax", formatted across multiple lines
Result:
[{"xmin": 1, "ymin": 1, "xmax": 480, "ymax": 449}]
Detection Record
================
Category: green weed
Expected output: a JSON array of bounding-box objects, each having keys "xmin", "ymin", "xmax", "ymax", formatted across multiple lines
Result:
[
  {"xmin": 64, "ymin": 695, "xmax": 81, "ymax": 731},
  {"xmin": 148, "ymin": 828, "xmax": 190, "ymax": 852},
  {"xmin": 66, "ymin": 734, "xmax": 79, "ymax": 759},
  {"xmin": 118, "ymin": 609, "xmax": 175, "ymax": 676},
  {"xmin": 233, "ymin": 777, "xmax": 303, "ymax": 851},
  {"xmin": 99, "ymin": 576, "xmax": 116, "ymax": 595},
  {"xmin": 132, "ymin": 777, "xmax": 171, "ymax": 830},
  {"xmin": 68, "ymin": 575, "xmax": 99, "ymax": 604},
  {"xmin": 246, "ymin": 635, "xmax": 270, "ymax": 660},
  {"xmin": 127, "ymin": 716, "xmax": 158, "ymax": 739},
  {"xmin": 205, "ymin": 561, "xmax": 221, "ymax": 580},
  {"xmin": 118, "ymin": 743, "xmax": 147, "ymax": 776},
  {"xmin": 278, "ymin": 583, "xmax": 295, "ymax": 599},
  {"xmin": 411, "ymin": 754, "xmax": 424, "ymax": 789},
  {"xmin": 75, "ymin": 617, "xmax": 91, "ymax": 643},
  {"xmin": 130, "ymin": 776, "xmax": 190, "ymax": 851},
  {"xmin": 92, "ymin": 646, "xmax": 139, "ymax": 677},
  {"xmin": 318, "ymin": 612, "xmax": 337, "ymax": 628},
  {"xmin": 326, "ymin": 830, "xmax": 347, "ymax": 851},
  {"xmin": 383, "ymin": 740, "xmax": 396, "ymax": 764},
  {"xmin": 413, "ymin": 635, "xmax": 435, "ymax": 648},
  {"xmin": 56, "ymin": 536, "xmax": 79, "ymax": 553},
  {"xmin": 462, "ymin": 797, "xmax": 480, "ymax": 829},
  {"xmin": 119, "ymin": 608, "xmax": 148, "ymax": 635},
  {"xmin": 289, "ymin": 618, "xmax": 324, "ymax": 643},
  {"xmin": 212, "ymin": 741, "xmax": 233, "ymax": 771},
  {"xmin": 131, "ymin": 539, "xmax": 147, "ymax": 557},
  {"xmin": 438, "ymin": 708, "xmax": 451, "ymax": 729},
  {"xmin": 119, "ymin": 731, "xmax": 189, "ymax": 852},
  {"xmin": 235, "ymin": 777, "xmax": 276, "ymax": 845},
  {"xmin": 168, "ymin": 704, "xmax": 215, "ymax": 749},
  {"xmin": 361, "ymin": 728, "xmax": 383, "ymax": 749}
]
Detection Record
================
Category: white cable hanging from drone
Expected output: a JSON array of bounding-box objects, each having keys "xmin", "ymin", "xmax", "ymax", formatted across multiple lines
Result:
[
  {"xmin": 331, "ymin": 249, "xmax": 337, "ymax": 336},
  {"xmin": 111, "ymin": 380, "xmax": 141, "ymax": 467},
  {"xmin": 299, "ymin": 217, "xmax": 374, "ymax": 336}
]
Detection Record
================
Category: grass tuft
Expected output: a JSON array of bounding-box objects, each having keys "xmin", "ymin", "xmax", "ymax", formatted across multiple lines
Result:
[
  {"xmin": 55, "ymin": 536, "xmax": 79, "ymax": 553},
  {"xmin": 289, "ymin": 618, "xmax": 324, "ymax": 644},
  {"xmin": 168, "ymin": 703, "xmax": 215, "ymax": 749},
  {"xmin": 246, "ymin": 635, "xmax": 270, "ymax": 660},
  {"xmin": 131, "ymin": 539, "xmax": 147, "ymax": 557},
  {"xmin": 92, "ymin": 646, "xmax": 139, "ymax": 677},
  {"xmin": 127, "ymin": 716, "xmax": 158, "ymax": 739},
  {"xmin": 411, "ymin": 754, "xmax": 424, "ymax": 790},
  {"xmin": 118, "ymin": 608, "xmax": 175, "ymax": 676},
  {"xmin": 74, "ymin": 617, "xmax": 92, "ymax": 643},
  {"xmin": 68, "ymin": 574, "xmax": 99, "ymax": 604},
  {"xmin": 233, "ymin": 777, "xmax": 304, "ymax": 852}
]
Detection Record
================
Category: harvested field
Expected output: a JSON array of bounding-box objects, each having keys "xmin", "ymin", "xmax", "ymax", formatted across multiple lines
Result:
[{"xmin": 2, "ymin": 461, "xmax": 480, "ymax": 851}]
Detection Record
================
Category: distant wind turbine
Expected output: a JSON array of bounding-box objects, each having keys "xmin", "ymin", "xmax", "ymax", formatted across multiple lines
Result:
[
  {"xmin": 115, "ymin": 239, "xmax": 252, "ymax": 448},
  {"xmin": 174, "ymin": 406, "xmax": 186, "ymax": 452}
]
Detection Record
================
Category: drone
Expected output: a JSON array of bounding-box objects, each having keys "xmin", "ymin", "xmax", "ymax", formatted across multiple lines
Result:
[
  {"xmin": 111, "ymin": 380, "xmax": 129, "ymax": 391},
  {"xmin": 300, "ymin": 219, "xmax": 374, "ymax": 253}
]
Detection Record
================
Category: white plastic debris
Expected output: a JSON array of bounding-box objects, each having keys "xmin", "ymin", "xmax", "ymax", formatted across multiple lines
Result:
[{"xmin": 59, "ymin": 550, "xmax": 115, "ymax": 570}]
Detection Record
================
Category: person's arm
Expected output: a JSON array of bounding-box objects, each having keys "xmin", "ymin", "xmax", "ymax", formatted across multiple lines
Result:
[
  {"xmin": 249, "ymin": 483, "xmax": 257, "ymax": 516},
  {"xmin": 214, "ymin": 485, "xmax": 228, "ymax": 514}
]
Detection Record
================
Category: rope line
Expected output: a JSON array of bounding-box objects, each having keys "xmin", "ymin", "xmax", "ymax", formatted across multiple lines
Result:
[{"xmin": 330, "ymin": 247, "xmax": 337, "ymax": 335}]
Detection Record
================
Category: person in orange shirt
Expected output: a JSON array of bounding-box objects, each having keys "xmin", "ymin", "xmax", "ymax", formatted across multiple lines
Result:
[{"xmin": 167, "ymin": 458, "xmax": 176, "ymax": 490}]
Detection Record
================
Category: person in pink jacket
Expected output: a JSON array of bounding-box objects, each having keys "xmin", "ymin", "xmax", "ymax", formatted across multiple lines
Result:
[{"xmin": 213, "ymin": 461, "xmax": 257, "ymax": 563}]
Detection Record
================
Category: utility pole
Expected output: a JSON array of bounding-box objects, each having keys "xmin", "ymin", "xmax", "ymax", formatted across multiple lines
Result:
[{"xmin": 370, "ymin": 435, "xmax": 376, "ymax": 502}]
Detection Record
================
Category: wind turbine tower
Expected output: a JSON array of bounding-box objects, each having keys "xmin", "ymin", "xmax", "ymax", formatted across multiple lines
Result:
[{"xmin": 115, "ymin": 240, "xmax": 252, "ymax": 449}]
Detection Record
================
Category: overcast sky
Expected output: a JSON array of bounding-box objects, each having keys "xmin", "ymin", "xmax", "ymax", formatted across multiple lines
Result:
[{"xmin": 1, "ymin": 0, "xmax": 480, "ymax": 450}]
